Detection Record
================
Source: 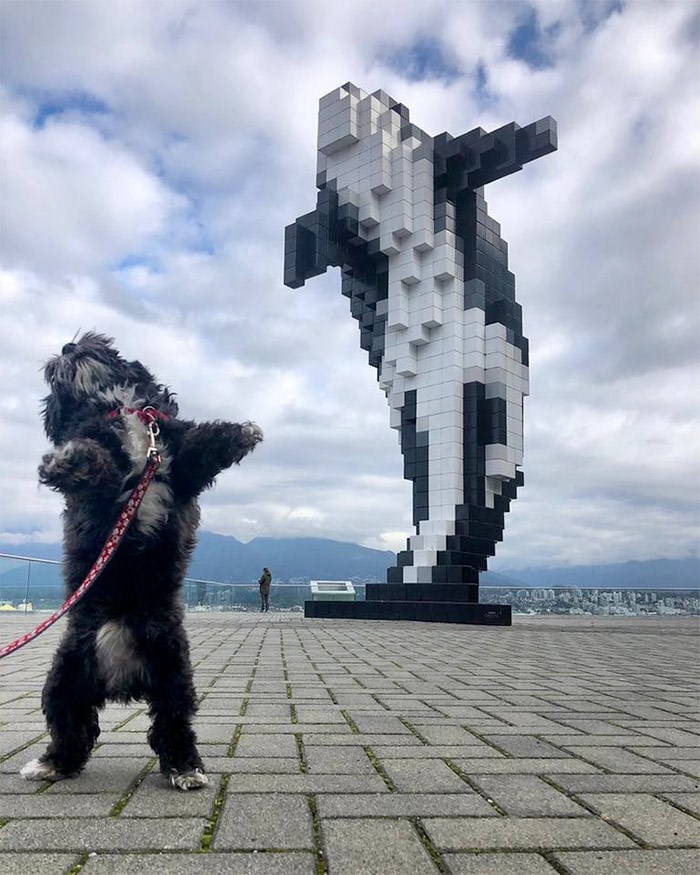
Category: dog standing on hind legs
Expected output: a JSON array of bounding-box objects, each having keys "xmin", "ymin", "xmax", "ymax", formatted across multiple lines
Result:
[{"xmin": 21, "ymin": 332, "xmax": 262, "ymax": 790}]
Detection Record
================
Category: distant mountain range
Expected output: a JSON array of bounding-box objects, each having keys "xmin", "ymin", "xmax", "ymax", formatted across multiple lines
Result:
[
  {"xmin": 0, "ymin": 532, "xmax": 395, "ymax": 585},
  {"xmin": 0, "ymin": 533, "xmax": 698, "ymax": 590},
  {"xmin": 488, "ymin": 558, "xmax": 700, "ymax": 590}
]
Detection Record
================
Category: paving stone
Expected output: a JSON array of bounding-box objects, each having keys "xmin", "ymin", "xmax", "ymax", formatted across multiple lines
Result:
[
  {"xmin": 120, "ymin": 772, "xmax": 217, "ymax": 816},
  {"xmin": 0, "ymin": 853, "xmax": 80, "ymax": 875},
  {"xmin": 451, "ymin": 758, "xmax": 600, "ymax": 774},
  {"xmin": 561, "ymin": 748, "xmax": 673, "ymax": 773},
  {"xmin": 190, "ymin": 723, "xmax": 237, "ymax": 743},
  {"xmin": 423, "ymin": 817, "xmax": 636, "ymax": 850},
  {"xmin": 304, "ymin": 745, "xmax": 375, "ymax": 774},
  {"xmin": 472, "ymin": 775, "xmax": 591, "ymax": 817},
  {"xmin": 548, "ymin": 774, "xmax": 699, "ymax": 793},
  {"xmin": 198, "ymin": 706, "xmax": 245, "ymax": 716},
  {"xmin": 484, "ymin": 714, "xmax": 575, "ymax": 734},
  {"xmin": 634, "ymin": 727, "xmax": 700, "ymax": 745},
  {"xmin": 92, "ymin": 743, "xmax": 153, "ymax": 758},
  {"xmin": 0, "ymin": 721, "xmax": 48, "ymax": 733},
  {"xmin": 350, "ymin": 715, "xmax": 413, "ymax": 734},
  {"xmin": 549, "ymin": 735, "xmax": 664, "ymax": 747},
  {"xmin": 579, "ymin": 793, "xmax": 700, "ymax": 847},
  {"xmin": 245, "ymin": 704, "xmax": 292, "ymax": 718},
  {"xmin": 478, "ymin": 736, "xmax": 566, "ymax": 758},
  {"xmin": 0, "ymin": 818, "xmax": 206, "ymax": 851},
  {"xmin": 0, "ymin": 741, "xmax": 49, "ymax": 773},
  {"xmin": 322, "ymin": 818, "xmax": 438, "ymax": 874},
  {"xmin": 214, "ymin": 793, "xmax": 313, "ymax": 849},
  {"xmin": 207, "ymin": 757, "xmax": 301, "ymax": 774},
  {"xmin": 445, "ymin": 852, "xmax": 559, "ymax": 874},
  {"xmin": 294, "ymin": 706, "xmax": 345, "ymax": 724},
  {"xmin": 0, "ymin": 793, "xmax": 115, "ymax": 817},
  {"xmin": 552, "ymin": 849, "xmax": 700, "ymax": 874},
  {"xmin": 92, "ymin": 731, "xmax": 151, "ymax": 745},
  {"xmin": 224, "ymin": 774, "xmax": 389, "ymax": 793},
  {"xmin": 670, "ymin": 760, "xmax": 700, "ymax": 778},
  {"xmin": 379, "ymin": 758, "xmax": 470, "ymax": 792},
  {"xmin": 659, "ymin": 792, "xmax": 700, "ymax": 816},
  {"xmin": 432, "ymin": 706, "xmax": 501, "ymax": 721},
  {"xmin": 633, "ymin": 745, "xmax": 700, "ymax": 761},
  {"xmin": 556, "ymin": 719, "xmax": 644, "ymax": 734},
  {"xmin": 317, "ymin": 791, "xmax": 496, "ymax": 818},
  {"xmin": 42, "ymin": 758, "xmax": 153, "ymax": 794},
  {"xmin": 0, "ymin": 730, "xmax": 46, "ymax": 757},
  {"xmin": 374, "ymin": 698, "xmax": 439, "ymax": 714},
  {"xmin": 81, "ymin": 851, "xmax": 317, "ymax": 874},
  {"xmin": 234, "ymin": 734, "xmax": 299, "ymax": 758},
  {"xmin": 365, "ymin": 744, "xmax": 503, "ymax": 759},
  {"xmin": 301, "ymin": 733, "xmax": 421, "ymax": 747},
  {"xmin": 410, "ymin": 725, "xmax": 477, "ymax": 744},
  {"xmin": 331, "ymin": 694, "xmax": 383, "ymax": 708},
  {"xmin": 247, "ymin": 723, "xmax": 351, "ymax": 735},
  {"xmin": 0, "ymin": 773, "xmax": 49, "ymax": 793}
]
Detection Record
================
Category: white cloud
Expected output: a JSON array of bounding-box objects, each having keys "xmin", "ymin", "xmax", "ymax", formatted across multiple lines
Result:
[
  {"xmin": 1, "ymin": 113, "xmax": 183, "ymax": 276},
  {"xmin": 0, "ymin": 0, "xmax": 698, "ymax": 571}
]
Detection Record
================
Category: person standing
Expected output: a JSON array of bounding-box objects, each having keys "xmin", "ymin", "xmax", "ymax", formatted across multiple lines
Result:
[{"xmin": 258, "ymin": 567, "xmax": 272, "ymax": 612}]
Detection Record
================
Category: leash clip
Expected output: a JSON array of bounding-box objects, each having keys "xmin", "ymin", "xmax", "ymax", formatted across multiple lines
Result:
[{"xmin": 142, "ymin": 407, "xmax": 161, "ymax": 462}]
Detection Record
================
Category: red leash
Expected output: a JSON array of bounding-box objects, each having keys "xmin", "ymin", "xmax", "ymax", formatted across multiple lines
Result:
[{"xmin": 0, "ymin": 412, "xmax": 162, "ymax": 660}]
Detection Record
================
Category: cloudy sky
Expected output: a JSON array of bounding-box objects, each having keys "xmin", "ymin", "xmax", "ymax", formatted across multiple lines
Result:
[{"xmin": 0, "ymin": 0, "xmax": 698, "ymax": 570}]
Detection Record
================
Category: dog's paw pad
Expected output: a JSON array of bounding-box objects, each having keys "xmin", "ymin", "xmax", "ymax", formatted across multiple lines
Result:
[
  {"xmin": 21, "ymin": 759, "xmax": 61, "ymax": 782},
  {"xmin": 170, "ymin": 768, "xmax": 208, "ymax": 791}
]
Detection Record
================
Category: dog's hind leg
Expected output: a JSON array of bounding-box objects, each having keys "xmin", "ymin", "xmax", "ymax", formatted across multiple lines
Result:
[
  {"xmin": 22, "ymin": 633, "xmax": 103, "ymax": 781},
  {"xmin": 144, "ymin": 634, "xmax": 207, "ymax": 791}
]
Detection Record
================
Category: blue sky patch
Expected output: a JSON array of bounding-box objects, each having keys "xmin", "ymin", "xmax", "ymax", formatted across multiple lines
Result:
[
  {"xmin": 579, "ymin": 0, "xmax": 624, "ymax": 33},
  {"xmin": 113, "ymin": 253, "xmax": 162, "ymax": 274},
  {"xmin": 472, "ymin": 61, "xmax": 498, "ymax": 111},
  {"xmin": 383, "ymin": 37, "xmax": 461, "ymax": 83},
  {"xmin": 507, "ymin": 8, "xmax": 555, "ymax": 70},
  {"xmin": 32, "ymin": 90, "xmax": 110, "ymax": 129}
]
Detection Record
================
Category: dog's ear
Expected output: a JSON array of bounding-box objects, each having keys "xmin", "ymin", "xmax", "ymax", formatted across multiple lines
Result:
[
  {"xmin": 128, "ymin": 360, "xmax": 156, "ymax": 387},
  {"xmin": 41, "ymin": 391, "xmax": 65, "ymax": 444},
  {"xmin": 129, "ymin": 360, "xmax": 179, "ymax": 417},
  {"xmin": 161, "ymin": 390, "xmax": 179, "ymax": 417}
]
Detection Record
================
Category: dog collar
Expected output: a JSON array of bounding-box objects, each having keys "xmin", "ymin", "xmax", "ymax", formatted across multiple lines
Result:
[{"xmin": 107, "ymin": 407, "xmax": 170, "ymax": 424}]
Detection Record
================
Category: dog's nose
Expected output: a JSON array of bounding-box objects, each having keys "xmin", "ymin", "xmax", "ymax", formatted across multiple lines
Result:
[{"xmin": 61, "ymin": 343, "xmax": 77, "ymax": 355}]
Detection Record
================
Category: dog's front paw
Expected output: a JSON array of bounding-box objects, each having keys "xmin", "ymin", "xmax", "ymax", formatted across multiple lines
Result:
[
  {"xmin": 38, "ymin": 439, "xmax": 115, "ymax": 491},
  {"xmin": 21, "ymin": 758, "xmax": 63, "ymax": 782},
  {"xmin": 38, "ymin": 442, "xmax": 77, "ymax": 487},
  {"xmin": 240, "ymin": 422, "xmax": 263, "ymax": 449},
  {"xmin": 210, "ymin": 420, "xmax": 263, "ymax": 466},
  {"xmin": 169, "ymin": 768, "xmax": 208, "ymax": 791}
]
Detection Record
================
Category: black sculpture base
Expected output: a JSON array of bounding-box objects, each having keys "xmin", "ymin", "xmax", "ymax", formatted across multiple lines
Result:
[{"xmin": 304, "ymin": 600, "xmax": 511, "ymax": 625}]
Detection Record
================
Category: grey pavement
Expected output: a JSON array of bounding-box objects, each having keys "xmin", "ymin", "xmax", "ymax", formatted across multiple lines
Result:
[{"xmin": 0, "ymin": 612, "xmax": 698, "ymax": 874}]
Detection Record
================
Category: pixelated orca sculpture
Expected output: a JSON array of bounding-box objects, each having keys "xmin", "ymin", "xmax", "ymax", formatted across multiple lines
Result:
[{"xmin": 285, "ymin": 83, "xmax": 557, "ymax": 625}]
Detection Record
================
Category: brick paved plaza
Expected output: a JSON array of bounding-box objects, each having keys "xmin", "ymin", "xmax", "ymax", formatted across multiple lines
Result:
[{"xmin": 0, "ymin": 613, "xmax": 698, "ymax": 874}]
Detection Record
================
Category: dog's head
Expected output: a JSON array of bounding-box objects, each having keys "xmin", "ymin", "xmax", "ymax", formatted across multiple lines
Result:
[{"xmin": 42, "ymin": 332, "xmax": 178, "ymax": 443}]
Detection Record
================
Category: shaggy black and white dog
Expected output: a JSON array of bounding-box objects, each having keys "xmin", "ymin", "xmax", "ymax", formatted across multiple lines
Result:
[{"xmin": 21, "ymin": 332, "xmax": 262, "ymax": 790}]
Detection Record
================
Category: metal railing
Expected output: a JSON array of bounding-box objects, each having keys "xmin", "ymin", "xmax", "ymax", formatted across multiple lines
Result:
[
  {"xmin": 1, "ymin": 553, "xmax": 697, "ymax": 615},
  {"xmin": 0, "ymin": 553, "xmax": 324, "ymax": 613}
]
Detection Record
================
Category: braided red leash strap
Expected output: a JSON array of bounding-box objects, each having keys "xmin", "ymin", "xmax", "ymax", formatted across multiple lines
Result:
[{"xmin": 0, "ymin": 455, "xmax": 160, "ymax": 660}]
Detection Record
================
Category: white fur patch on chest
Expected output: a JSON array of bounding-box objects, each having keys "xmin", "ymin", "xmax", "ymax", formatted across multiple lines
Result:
[
  {"xmin": 105, "ymin": 390, "xmax": 173, "ymax": 536},
  {"xmin": 95, "ymin": 621, "xmax": 148, "ymax": 694}
]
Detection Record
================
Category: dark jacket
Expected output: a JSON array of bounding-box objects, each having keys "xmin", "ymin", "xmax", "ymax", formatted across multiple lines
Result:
[{"xmin": 258, "ymin": 569, "xmax": 272, "ymax": 594}]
